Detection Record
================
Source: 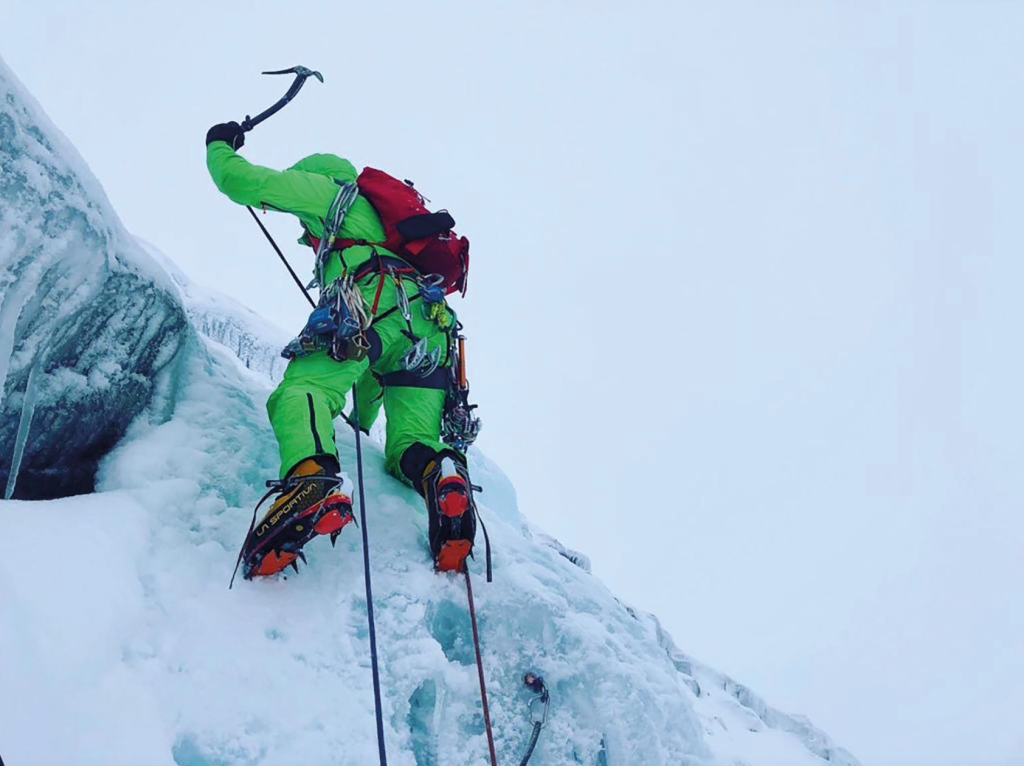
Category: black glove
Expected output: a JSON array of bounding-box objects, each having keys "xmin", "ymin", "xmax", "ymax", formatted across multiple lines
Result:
[{"xmin": 205, "ymin": 121, "xmax": 245, "ymax": 150}]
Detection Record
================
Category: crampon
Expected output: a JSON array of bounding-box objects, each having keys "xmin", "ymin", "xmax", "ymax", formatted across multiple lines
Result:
[
  {"xmin": 230, "ymin": 458, "xmax": 354, "ymax": 586},
  {"xmin": 424, "ymin": 454, "xmax": 477, "ymax": 574}
]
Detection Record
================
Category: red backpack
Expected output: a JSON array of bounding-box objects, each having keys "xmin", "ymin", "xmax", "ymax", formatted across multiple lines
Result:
[{"xmin": 337, "ymin": 168, "xmax": 470, "ymax": 296}]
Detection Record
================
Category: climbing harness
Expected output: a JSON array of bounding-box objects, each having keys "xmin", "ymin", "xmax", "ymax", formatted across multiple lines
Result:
[{"xmin": 265, "ymin": 160, "xmax": 460, "ymax": 375}]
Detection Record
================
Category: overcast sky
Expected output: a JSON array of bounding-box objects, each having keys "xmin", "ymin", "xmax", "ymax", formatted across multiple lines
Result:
[{"xmin": 3, "ymin": 2, "xmax": 1023, "ymax": 765}]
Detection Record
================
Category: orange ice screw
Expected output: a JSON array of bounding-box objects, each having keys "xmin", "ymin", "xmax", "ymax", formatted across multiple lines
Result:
[{"xmin": 458, "ymin": 336, "xmax": 468, "ymax": 389}]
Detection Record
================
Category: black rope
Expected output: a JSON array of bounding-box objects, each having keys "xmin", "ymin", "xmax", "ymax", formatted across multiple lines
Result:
[
  {"xmin": 246, "ymin": 205, "xmax": 316, "ymax": 308},
  {"xmin": 477, "ymin": 511, "xmax": 493, "ymax": 583},
  {"xmin": 352, "ymin": 383, "xmax": 389, "ymax": 766},
  {"xmin": 519, "ymin": 723, "xmax": 542, "ymax": 766}
]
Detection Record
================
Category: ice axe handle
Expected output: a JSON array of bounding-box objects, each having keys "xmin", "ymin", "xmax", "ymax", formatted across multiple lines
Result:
[{"xmin": 239, "ymin": 66, "xmax": 324, "ymax": 133}]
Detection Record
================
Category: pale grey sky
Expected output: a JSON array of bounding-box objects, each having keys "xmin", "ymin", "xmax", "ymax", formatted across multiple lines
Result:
[{"xmin": 3, "ymin": 2, "xmax": 1023, "ymax": 764}]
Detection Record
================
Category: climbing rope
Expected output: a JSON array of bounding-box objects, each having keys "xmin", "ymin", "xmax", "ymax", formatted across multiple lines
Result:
[
  {"xmin": 246, "ymin": 205, "xmax": 316, "ymax": 308},
  {"xmin": 352, "ymin": 383, "xmax": 389, "ymax": 766},
  {"xmin": 465, "ymin": 566, "xmax": 499, "ymax": 766}
]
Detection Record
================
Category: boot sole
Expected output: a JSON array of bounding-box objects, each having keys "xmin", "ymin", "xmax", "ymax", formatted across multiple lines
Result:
[
  {"xmin": 428, "ymin": 469, "xmax": 475, "ymax": 574},
  {"xmin": 436, "ymin": 539, "xmax": 472, "ymax": 573}
]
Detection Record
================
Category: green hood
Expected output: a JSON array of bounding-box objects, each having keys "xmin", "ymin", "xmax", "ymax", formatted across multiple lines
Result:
[{"xmin": 288, "ymin": 153, "xmax": 358, "ymax": 182}]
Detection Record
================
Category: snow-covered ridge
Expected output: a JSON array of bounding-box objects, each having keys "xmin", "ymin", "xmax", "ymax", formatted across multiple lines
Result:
[
  {"xmin": 0, "ymin": 57, "xmax": 860, "ymax": 766},
  {"xmin": 647, "ymin": 614, "xmax": 859, "ymax": 765}
]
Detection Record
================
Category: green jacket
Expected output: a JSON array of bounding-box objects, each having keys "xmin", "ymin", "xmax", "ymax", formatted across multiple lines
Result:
[{"xmin": 206, "ymin": 142, "xmax": 390, "ymax": 280}]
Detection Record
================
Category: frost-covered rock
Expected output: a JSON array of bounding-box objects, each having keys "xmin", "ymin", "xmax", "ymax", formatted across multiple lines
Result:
[
  {"xmin": 0, "ymin": 57, "xmax": 860, "ymax": 766},
  {"xmin": 0, "ymin": 57, "xmax": 187, "ymax": 499},
  {"xmin": 140, "ymin": 238, "xmax": 291, "ymax": 383}
]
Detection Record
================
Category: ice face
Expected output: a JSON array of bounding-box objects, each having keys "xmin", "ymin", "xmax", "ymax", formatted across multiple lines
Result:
[
  {"xmin": 0, "ymin": 326, "xmax": 862, "ymax": 766},
  {"xmin": 0, "ymin": 56, "xmax": 860, "ymax": 766},
  {"xmin": 0, "ymin": 60, "xmax": 188, "ymax": 499}
]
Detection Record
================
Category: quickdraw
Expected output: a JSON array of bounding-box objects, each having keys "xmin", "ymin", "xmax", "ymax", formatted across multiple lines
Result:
[
  {"xmin": 281, "ymin": 274, "xmax": 371, "ymax": 362},
  {"xmin": 420, "ymin": 273, "xmax": 454, "ymax": 331},
  {"xmin": 391, "ymin": 268, "xmax": 445, "ymax": 377},
  {"xmin": 518, "ymin": 673, "xmax": 551, "ymax": 766}
]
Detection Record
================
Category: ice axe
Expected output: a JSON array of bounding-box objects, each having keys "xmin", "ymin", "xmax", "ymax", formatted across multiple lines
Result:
[
  {"xmin": 233, "ymin": 66, "xmax": 324, "ymax": 308},
  {"xmin": 239, "ymin": 66, "xmax": 324, "ymax": 133}
]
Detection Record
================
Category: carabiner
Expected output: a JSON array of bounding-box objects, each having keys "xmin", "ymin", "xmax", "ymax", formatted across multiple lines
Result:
[{"xmin": 391, "ymin": 268, "xmax": 413, "ymax": 324}]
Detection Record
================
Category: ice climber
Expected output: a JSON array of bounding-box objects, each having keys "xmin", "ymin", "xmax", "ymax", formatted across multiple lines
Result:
[{"xmin": 205, "ymin": 120, "xmax": 479, "ymax": 581}]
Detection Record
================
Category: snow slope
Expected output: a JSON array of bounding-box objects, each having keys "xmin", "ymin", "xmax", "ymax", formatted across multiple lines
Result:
[{"xmin": 0, "ymin": 57, "xmax": 859, "ymax": 766}]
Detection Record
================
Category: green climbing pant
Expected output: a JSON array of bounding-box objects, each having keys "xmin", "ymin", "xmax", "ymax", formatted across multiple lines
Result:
[{"xmin": 266, "ymin": 251, "xmax": 455, "ymax": 485}]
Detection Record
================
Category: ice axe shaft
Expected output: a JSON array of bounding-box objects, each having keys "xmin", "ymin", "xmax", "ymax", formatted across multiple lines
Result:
[
  {"xmin": 240, "ymin": 66, "xmax": 323, "ymax": 133},
  {"xmin": 231, "ymin": 66, "xmax": 323, "ymax": 310}
]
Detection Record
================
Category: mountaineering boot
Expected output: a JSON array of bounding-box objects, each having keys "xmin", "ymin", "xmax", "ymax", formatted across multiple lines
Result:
[
  {"xmin": 241, "ymin": 456, "xmax": 354, "ymax": 579},
  {"xmin": 423, "ymin": 453, "xmax": 477, "ymax": 573}
]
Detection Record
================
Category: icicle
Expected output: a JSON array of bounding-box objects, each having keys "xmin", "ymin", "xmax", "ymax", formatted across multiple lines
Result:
[
  {"xmin": 0, "ymin": 277, "xmax": 35, "ymax": 418},
  {"xmin": 5, "ymin": 359, "xmax": 41, "ymax": 500}
]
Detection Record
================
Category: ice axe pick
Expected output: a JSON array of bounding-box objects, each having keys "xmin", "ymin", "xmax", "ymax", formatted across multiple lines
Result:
[{"xmin": 239, "ymin": 66, "xmax": 324, "ymax": 133}]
